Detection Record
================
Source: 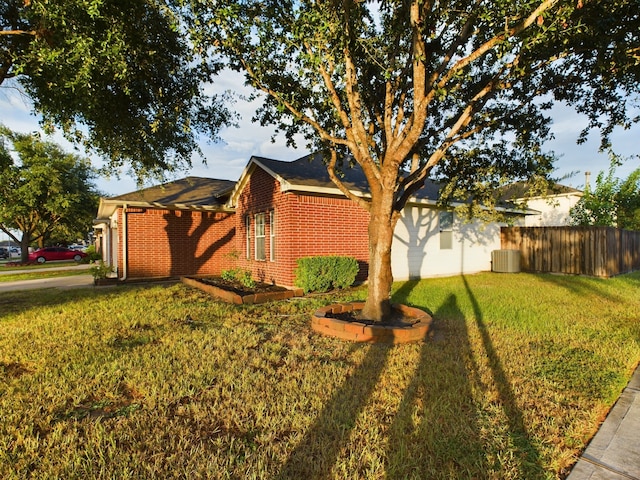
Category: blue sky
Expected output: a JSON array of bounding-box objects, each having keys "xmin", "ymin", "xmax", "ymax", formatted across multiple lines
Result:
[{"xmin": 1, "ymin": 70, "xmax": 638, "ymax": 197}]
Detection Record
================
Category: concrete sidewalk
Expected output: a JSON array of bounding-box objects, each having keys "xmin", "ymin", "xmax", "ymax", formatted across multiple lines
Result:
[{"xmin": 567, "ymin": 365, "xmax": 640, "ymax": 480}]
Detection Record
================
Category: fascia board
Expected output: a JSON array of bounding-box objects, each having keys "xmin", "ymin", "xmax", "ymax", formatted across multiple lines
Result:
[
  {"xmin": 97, "ymin": 199, "xmax": 233, "ymax": 219},
  {"xmin": 280, "ymin": 183, "xmax": 371, "ymax": 199},
  {"xmin": 404, "ymin": 197, "xmax": 531, "ymax": 215}
]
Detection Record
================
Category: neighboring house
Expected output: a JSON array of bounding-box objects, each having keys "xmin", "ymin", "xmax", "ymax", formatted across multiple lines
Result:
[
  {"xmin": 95, "ymin": 153, "xmax": 579, "ymax": 285},
  {"xmin": 499, "ymin": 182, "xmax": 583, "ymax": 227},
  {"xmin": 95, "ymin": 177, "xmax": 236, "ymax": 280}
]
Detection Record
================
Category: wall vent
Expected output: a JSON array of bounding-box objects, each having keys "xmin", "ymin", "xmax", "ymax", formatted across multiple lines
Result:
[{"xmin": 492, "ymin": 249, "xmax": 521, "ymax": 273}]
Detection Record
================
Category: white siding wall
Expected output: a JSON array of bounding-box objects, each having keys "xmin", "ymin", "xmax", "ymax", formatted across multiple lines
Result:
[
  {"xmin": 524, "ymin": 194, "xmax": 581, "ymax": 226},
  {"xmin": 391, "ymin": 205, "xmax": 503, "ymax": 280}
]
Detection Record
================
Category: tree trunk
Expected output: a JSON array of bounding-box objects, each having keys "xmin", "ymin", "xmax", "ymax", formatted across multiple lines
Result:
[
  {"xmin": 20, "ymin": 237, "xmax": 30, "ymax": 264},
  {"xmin": 361, "ymin": 192, "xmax": 399, "ymax": 322}
]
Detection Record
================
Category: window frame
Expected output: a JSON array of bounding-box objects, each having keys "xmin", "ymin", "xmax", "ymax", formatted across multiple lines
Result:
[
  {"xmin": 439, "ymin": 211, "xmax": 454, "ymax": 250},
  {"xmin": 255, "ymin": 212, "xmax": 266, "ymax": 261},
  {"xmin": 245, "ymin": 215, "xmax": 251, "ymax": 260},
  {"xmin": 269, "ymin": 210, "xmax": 276, "ymax": 262}
]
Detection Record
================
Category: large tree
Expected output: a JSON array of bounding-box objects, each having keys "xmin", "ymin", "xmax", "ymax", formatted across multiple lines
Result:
[
  {"xmin": 1, "ymin": 0, "xmax": 231, "ymax": 177},
  {"xmin": 183, "ymin": 0, "xmax": 640, "ymax": 321},
  {"xmin": 0, "ymin": 127, "xmax": 100, "ymax": 262}
]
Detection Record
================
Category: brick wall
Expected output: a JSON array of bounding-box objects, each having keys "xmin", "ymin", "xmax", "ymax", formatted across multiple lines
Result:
[
  {"xmin": 236, "ymin": 167, "xmax": 370, "ymax": 286},
  {"xmin": 114, "ymin": 164, "xmax": 371, "ymax": 285},
  {"xmin": 117, "ymin": 207, "xmax": 235, "ymax": 279}
]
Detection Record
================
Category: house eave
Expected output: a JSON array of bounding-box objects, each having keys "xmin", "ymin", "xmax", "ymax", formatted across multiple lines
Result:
[
  {"xmin": 97, "ymin": 198, "xmax": 234, "ymax": 219},
  {"xmin": 278, "ymin": 184, "xmax": 530, "ymax": 215},
  {"xmin": 280, "ymin": 184, "xmax": 372, "ymax": 199}
]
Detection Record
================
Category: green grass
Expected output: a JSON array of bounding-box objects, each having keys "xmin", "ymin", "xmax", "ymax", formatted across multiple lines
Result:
[
  {"xmin": 0, "ymin": 260, "xmax": 82, "ymax": 271},
  {"xmin": 0, "ymin": 269, "xmax": 89, "ymax": 283},
  {"xmin": 1, "ymin": 272, "xmax": 639, "ymax": 479}
]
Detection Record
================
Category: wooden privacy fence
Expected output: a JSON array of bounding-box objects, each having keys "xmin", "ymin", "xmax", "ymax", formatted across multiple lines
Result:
[{"xmin": 500, "ymin": 226, "xmax": 640, "ymax": 277}]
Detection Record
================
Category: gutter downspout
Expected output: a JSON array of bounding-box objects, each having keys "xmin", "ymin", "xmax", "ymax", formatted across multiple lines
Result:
[{"xmin": 120, "ymin": 203, "xmax": 128, "ymax": 281}]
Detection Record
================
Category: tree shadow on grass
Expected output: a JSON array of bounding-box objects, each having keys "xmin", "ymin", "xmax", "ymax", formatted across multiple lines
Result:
[
  {"xmin": 461, "ymin": 275, "xmax": 545, "ymax": 477},
  {"xmin": 534, "ymin": 272, "xmax": 627, "ymax": 304},
  {"xmin": 276, "ymin": 343, "xmax": 392, "ymax": 479},
  {"xmin": 386, "ymin": 281, "xmax": 545, "ymax": 478},
  {"xmin": 385, "ymin": 293, "xmax": 489, "ymax": 478},
  {"xmin": 392, "ymin": 279, "xmax": 424, "ymax": 306}
]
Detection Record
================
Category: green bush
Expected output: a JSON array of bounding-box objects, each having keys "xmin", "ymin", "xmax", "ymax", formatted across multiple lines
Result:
[
  {"xmin": 221, "ymin": 268, "xmax": 238, "ymax": 282},
  {"xmin": 89, "ymin": 261, "xmax": 113, "ymax": 280},
  {"xmin": 294, "ymin": 256, "xmax": 359, "ymax": 293},
  {"xmin": 221, "ymin": 268, "xmax": 256, "ymax": 289},
  {"xmin": 84, "ymin": 245, "xmax": 102, "ymax": 263}
]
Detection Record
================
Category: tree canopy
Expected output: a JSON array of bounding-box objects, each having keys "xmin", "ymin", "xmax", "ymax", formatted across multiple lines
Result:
[
  {"xmin": 0, "ymin": 127, "xmax": 100, "ymax": 262},
  {"xmin": 570, "ymin": 157, "xmax": 640, "ymax": 230},
  {"xmin": 1, "ymin": 0, "xmax": 232, "ymax": 178},
  {"xmin": 184, "ymin": 0, "xmax": 640, "ymax": 320}
]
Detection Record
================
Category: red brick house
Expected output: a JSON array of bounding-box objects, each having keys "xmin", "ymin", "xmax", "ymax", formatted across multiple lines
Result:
[
  {"xmin": 95, "ymin": 154, "xmax": 374, "ymax": 285},
  {"xmin": 96, "ymin": 153, "xmax": 565, "ymax": 285},
  {"xmin": 228, "ymin": 153, "xmax": 371, "ymax": 286},
  {"xmin": 95, "ymin": 177, "xmax": 236, "ymax": 281}
]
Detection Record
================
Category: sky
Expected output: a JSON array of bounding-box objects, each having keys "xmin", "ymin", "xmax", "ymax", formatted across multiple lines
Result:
[{"xmin": 1, "ymin": 69, "xmax": 639, "ymax": 198}]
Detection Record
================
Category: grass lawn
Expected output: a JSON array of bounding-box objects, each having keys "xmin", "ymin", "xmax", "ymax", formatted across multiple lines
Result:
[
  {"xmin": 1, "ymin": 272, "xmax": 639, "ymax": 479},
  {"xmin": 0, "ymin": 269, "xmax": 89, "ymax": 283},
  {"xmin": 1, "ymin": 260, "xmax": 86, "ymax": 271}
]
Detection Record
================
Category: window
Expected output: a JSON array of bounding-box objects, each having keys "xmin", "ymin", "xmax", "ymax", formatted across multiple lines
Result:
[
  {"xmin": 439, "ymin": 211, "xmax": 453, "ymax": 250},
  {"xmin": 245, "ymin": 215, "xmax": 251, "ymax": 260},
  {"xmin": 269, "ymin": 210, "xmax": 276, "ymax": 262},
  {"xmin": 255, "ymin": 213, "xmax": 266, "ymax": 260}
]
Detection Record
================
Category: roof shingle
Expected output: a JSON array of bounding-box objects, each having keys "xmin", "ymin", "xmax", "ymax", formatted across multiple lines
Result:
[{"xmin": 111, "ymin": 177, "xmax": 236, "ymax": 207}]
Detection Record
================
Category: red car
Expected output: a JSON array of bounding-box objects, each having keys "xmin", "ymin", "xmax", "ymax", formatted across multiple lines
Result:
[{"xmin": 28, "ymin": 247, "xmax": 87, "ymax": 264}]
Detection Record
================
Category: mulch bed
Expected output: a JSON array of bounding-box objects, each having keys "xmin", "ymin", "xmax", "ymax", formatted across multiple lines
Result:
[
  {"xmin": 196, "ymin": 277, "xmax": 290, "ymax": 297},
  {"xmin": 327, "ymin": 308, "xmax": 422, "ymax": 327}
]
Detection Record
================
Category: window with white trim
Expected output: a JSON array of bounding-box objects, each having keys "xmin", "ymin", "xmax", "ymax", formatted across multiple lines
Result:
[
  {"xmin": 255, "ymin": 213, "xmax": 266, "ymax": 260},
  {"xmin": 439, "ymin": 211, "xmax": 454, "ymax": 250},
  {"xmin": 269, "ymin": 210, "xmax": 276, "ymax": 262},
  {"xmin": 245, "ymin": 215, "xmax": 251, "ymax": 259}
]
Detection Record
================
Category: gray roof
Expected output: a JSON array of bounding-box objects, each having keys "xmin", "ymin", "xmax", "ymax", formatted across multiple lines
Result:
[
  {"xmin": 111, "ymin": 177, "xmax": 236, "ymax": 207},
  {"xmin": 498, "ymin": 181, "xmax": 582, "ymax": 201},
  {"xmin": 97, "ymin": 176, "xmax": 236, "ymax": 220},
  {"xmin": 253, "ymin": 152, "xmax": 443, "ymax": 202}
]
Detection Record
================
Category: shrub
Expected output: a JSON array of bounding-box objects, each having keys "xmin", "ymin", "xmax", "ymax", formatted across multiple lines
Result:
[
  {"xmin": 238, "ymin": 270, "xmax": 256, "ymax": 289},
  {"xmin": 221, "ymin": 268, "xmax": 239, "ymax": 282},
  {"xmin": 84, "ymin": 245, "xmax": 102, "ymax": 263},
  {"xmin": 294, "ymin": 256, "xmax": 359, "ymax": 293},
  {"xmin": 221, "ymin": 268, "xmax": 256, "ymax": 289},
  {"xmin": 89, "ymin": 261, "xmax": 113, "ymax": 280}
]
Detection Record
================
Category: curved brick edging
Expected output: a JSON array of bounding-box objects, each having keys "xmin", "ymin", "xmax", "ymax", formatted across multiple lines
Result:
[
  {"xmin": 181, "ymin": 277, "xmax": 303, "ymax": 305},
  {"xmin": 311, "ymin": 302, "xmax": 433, "ymax": 344}
]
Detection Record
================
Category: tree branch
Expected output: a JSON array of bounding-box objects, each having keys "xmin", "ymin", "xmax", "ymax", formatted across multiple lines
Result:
[
  {"xmin": 0, "ymin": 30, "xmax": 37, "ymax": 36},
  {"xmin": 326, "ymin": 149, "xmax": 371, "ymax": 211}
]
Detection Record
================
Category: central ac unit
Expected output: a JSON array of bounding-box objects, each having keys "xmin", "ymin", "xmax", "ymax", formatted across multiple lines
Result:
[{"xmin": 492, "ymin": 249, "xmax": 521, "ymax": 273}]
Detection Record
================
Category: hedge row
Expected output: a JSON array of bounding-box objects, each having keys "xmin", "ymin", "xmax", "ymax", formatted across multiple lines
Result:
[{"xmin": 294, "ymin": 255, "xmax": 359, "ymax": 293}]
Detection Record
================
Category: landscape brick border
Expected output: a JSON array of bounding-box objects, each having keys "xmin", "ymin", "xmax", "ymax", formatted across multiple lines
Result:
[
  {"xmin": 181, "ymin": 276, "xmax": 303, "ymax": 305},
  {"xmin": 311, "ymin": 302, "xmax": 433, "ymax": 344}
]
